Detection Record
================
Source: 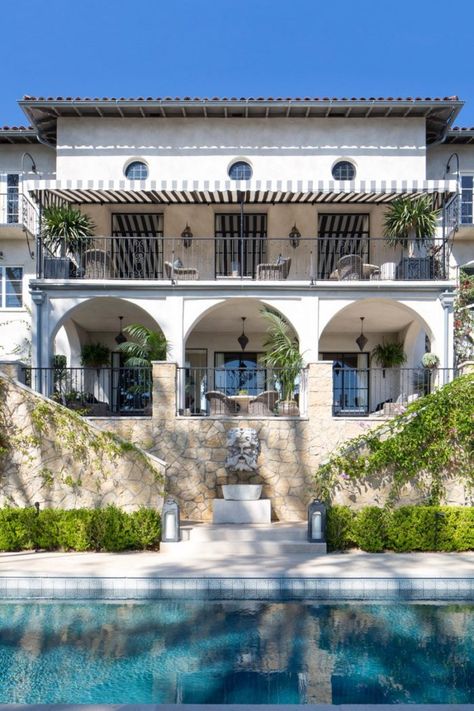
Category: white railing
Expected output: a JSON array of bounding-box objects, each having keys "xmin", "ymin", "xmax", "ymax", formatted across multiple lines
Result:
[{"xmin": 0, "ymin": 192, "xmax": 38, "ymax": 233}]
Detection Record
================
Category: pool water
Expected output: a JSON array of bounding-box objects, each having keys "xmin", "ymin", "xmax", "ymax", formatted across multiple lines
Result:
[{"xmin": 0, "ymin": 601, "xmax": 473, "ymax": 704}]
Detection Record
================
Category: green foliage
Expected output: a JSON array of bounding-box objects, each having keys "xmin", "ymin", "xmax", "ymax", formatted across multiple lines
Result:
[
  {"xmin": 117, "ymin": 324, "xmax": 168, "ymax": 367},
  {"xmin": 0, "ymin": 506, "xmax": 161, "ymax": 552},
  {"xmin": 42, "ymin": 206, "xmax": 95, "ymax": 255},
  {"xmin": 315, "ymin": 375, "xmax": 474, "ymax": 503},
  {"xmin": 326, "ymin": 505, "xmax": 355, "ymax": 551},
  {"xmin": 454, "ymin": 270, "xmax": 474, "ymax": 365},
  {"xmin": 326, "ymin": 504, "xmax": 474, "ymax": 552},
  {"xmin": 383, "ymin": 195, "xmax": 439, "ymax": 249},
  {"xmin": 80, "ymin": 342, "xmax": 111, "ymax": 367},
  {"xmin": 371, "ymin": 342, "xmax": 407, "ymax": 368},
  {"xmin": 260, "ymin": 307, "xmax": 305, "ymax": 401}
]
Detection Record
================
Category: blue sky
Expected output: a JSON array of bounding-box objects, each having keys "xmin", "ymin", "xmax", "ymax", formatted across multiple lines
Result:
[{"xmin": 2, "ymin": 0, "xmax": 474, "ymax": 126}]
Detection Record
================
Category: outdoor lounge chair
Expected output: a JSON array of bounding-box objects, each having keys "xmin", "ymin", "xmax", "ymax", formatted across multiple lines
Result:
[
  {"xmin": 335, "ymin": 254, "xmax": 363, "ymax": 280},
  {"xmin": 256, "ymin": 257, "xmax": 291, "ymax": 280},
  {"xmin": 248, "ymin": 390, "xmax": 279, "ymax": 416},
  {"xmin": 164, "ymin": 261, "xmax": 199, "ymax": 280},
  {"xmin": 205, "ymin": 390, "xmax": 241, "ymax": 415}
]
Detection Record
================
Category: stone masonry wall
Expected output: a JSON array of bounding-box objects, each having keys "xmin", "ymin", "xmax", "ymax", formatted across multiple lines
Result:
[
  {"xmin": 92, "ymin": 361, "xmax": 472, "ymax": 522},
  {"xmin": 0, "ymin": 367, "xmax": 165, "ymax": 512}
]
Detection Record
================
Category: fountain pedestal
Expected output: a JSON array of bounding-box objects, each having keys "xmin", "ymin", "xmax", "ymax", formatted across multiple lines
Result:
[{"xmin": 212, "ymin": 484, "xmax": 271, "ymax": 524}]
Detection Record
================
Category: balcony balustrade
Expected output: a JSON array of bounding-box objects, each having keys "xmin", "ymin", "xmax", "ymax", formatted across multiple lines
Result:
[
  {"xmin": 0, "ymin": 192, "xmax": 38, "ymax": 234},
  {"xmin": 38, "ymin": 235, "xmax": 451, "ymax": 282}
]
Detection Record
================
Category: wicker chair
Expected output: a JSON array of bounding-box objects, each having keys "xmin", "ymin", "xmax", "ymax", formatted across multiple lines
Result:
[
  {"xmin": 248, "ymin": 390, "xmax": 279, "ymax": 416},
  {"xmin": 336, "ymin": 254, "xmax": 363, "ymax": 280},
  {"xmin": 256, "ymin": 257, "xmax": 291, "ymax": 280},
  {"xmin": 205, "ymin": 391, "xmax": 241, "ymax": 415},
  {"xmin": 164, "ymin": 261, "xmax": 199, "ymax": 280}
]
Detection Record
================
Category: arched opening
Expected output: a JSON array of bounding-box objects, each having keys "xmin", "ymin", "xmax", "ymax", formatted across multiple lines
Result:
[
  {"xmin": 48, "ymin": 297, "xmax": 164, "ymax": 416},
  {"xmin": 319, "ymin": 299, "xmax": 434, "ymax": 416},
  {"xmin": 182, "ymin": 298, "xmax": 302, "ymax": 416}
]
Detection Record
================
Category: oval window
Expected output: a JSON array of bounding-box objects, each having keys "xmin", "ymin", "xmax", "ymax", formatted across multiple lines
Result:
[
  {"xmin": 125, "ymin": 160, "xmax": 149, "ymax": 180},
  {"xmin": 332, "ymin": 161, "xmax": 356, "ymax": 181},
  {"xmin": 228, "ymin": 161, "xmax": 252, "ymax": 180}
]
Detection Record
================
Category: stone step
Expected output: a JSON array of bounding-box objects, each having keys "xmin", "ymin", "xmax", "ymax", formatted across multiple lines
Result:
[
  {"xmin": 182, "ymin": 522, "xmax": 308, "ymax": 543},
  {"xmin": 160, "ymin": 539, "xmax": 326, "ymax": 556}
]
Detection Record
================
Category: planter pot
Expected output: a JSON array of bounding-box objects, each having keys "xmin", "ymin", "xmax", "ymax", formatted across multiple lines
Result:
[
  {"xmin": 222, "ymin": 484, "xmax": 262, "ymax": 501},
  {"xmin": 278, "ymin": 400, "xmax": 300, "ymax": 417}
]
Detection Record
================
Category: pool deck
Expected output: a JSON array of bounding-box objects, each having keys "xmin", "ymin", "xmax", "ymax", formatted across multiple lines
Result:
[{"xmin": 1, "ymin": 549, "xmax": 473, "ymax": 578}]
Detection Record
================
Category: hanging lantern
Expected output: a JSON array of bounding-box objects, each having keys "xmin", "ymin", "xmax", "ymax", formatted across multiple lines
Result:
[
  {"xmin": 115, "ymin": 316, "xmax": 127, "ymax": 345},
  {"xmin": 237, "ymin": 316, "xmax": 249, "ymax": 351},
  {"xmin": 355, "ymin": 316, "xmax": 368, "ymax": 352},
  {"xmin": 161, "ymin": 498, "xmax": 181, "ymax": 542},
  {"xmin": 307, "ymin": 499, "xmax": 327, "ymax": 542}
]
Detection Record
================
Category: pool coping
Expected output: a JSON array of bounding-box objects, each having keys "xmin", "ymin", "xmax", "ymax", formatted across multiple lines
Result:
[{"xmin": 0, "ymin": 575, "xmax": 473, "ymax": 600}]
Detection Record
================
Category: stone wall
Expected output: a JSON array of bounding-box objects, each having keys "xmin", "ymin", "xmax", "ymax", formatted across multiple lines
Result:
[{"xmin": 0, "ymin": 368, "xmax": 165, "ymax": 512}]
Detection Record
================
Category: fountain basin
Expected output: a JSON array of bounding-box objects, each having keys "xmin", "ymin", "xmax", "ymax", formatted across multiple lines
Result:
[{"xmin": 222, "ymin": 484, "xmax": 262, "ymax": 501}]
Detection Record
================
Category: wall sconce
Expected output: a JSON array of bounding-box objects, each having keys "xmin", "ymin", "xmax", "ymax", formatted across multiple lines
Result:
[
  {"xmin": 181, "ymin": 223, "xmax": 193, "ymax": 248},
  {"xmin": 289, "ymin": 224, "xmax": 301, "ymax": 248}
]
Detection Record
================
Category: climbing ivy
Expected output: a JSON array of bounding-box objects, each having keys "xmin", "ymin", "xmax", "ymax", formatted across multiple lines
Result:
[
  {"xmin": 454, "ymin": 270, "xmax": 474, "ymax": 365},
  {"xmin": 315, "ymin": 375, "xmax": 474, "ymax": 504}
]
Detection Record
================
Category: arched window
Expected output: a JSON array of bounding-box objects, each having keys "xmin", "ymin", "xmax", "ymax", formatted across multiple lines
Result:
[
  {"xmin": 125, "ymin": 161, "xmax": 149, "ymax": 180},
  {"xmin": 228, "ymin": 161, "xmax": 252, "ymax": 180},
  {"xmin": 332, "ymin": 161, "xmax": 356, "ymax": 181}
]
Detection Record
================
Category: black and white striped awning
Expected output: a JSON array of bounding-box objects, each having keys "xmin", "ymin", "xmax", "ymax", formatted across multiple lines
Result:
[
  {"xmin": 111, "ymin": 212, "xmax": 163, "ymax": 235},
  {"xmin": 27, "ymin": 178, "xmax": 457, "ymax": 209}
]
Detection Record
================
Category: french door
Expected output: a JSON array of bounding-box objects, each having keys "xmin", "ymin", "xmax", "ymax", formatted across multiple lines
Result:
[
  {"xmin": 215, "ymin": 213, "xmax": 267, "ymax": 277},
  {"xmin": 111, "ymin": 213, "xmax": 163, "ymax": 278},
  {"xmin": 322, "ymin": 352, "xmax": 369, "ymax": 415},
  {"xmin": 317, "ymin": 214, "xmax": 369, "ymax": 279},
  {"xmin": 214, "ymin": 352, "xmax": 266, "ymax": 395}
]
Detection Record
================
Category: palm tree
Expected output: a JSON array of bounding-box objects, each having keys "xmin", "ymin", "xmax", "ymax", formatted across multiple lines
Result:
[
  {"xmin": 42, "ymin": 206, "xmax": 95, "ymax": 256},
  {"xmin": 117, "ymin": 324, "xmax": 168, "ymax": 366},
  {"xmin": 260, "ymin": 307, "xmax": 304, "ymax": 409},
  {"xmin": 383, "ymin": 195, "xmax": 439, "ymax": 254}
]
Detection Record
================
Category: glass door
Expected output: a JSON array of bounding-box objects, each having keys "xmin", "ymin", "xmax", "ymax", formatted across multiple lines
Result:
[
  {"xmin": 214, "ymin": 352, "xmax": 266, "ymax": 395},
  {"xmin": 322, "ymin": 352, "xmax": 369, "ymax": 415},
  {"xmin": 215, "ymin": 214, "xmax": 267, "ymax": 277}
]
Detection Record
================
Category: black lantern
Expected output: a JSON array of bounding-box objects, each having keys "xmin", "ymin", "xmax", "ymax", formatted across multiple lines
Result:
[
  {"xmin": 181, "ymin": 223, "xmax": 193, "ymax": 248},
  {"xmin": 307, "ymin": 499, "xmax": 327, "ymax": 542},
  {"xmin": 289, "ymin": 224, "xmax": 301, "ymax": 248},
  {"xmin": 161, "ymin": 498, "xmax": 181, "ymax": 542},
  {"xmin": 355, "ymin": 316, "xmax": 368, "ymax": 352},
  {"xmin": 237, "ymin": 316, "xmax": 249, "ymax": 351},
  {"xmin": 115, "ymin": 316, "xmax": 127, "ymax": 345}
]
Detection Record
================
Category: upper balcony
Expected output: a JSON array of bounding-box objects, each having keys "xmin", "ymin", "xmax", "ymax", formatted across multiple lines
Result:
[
  {"xmin": 38, "ymin": 234, "xmax": 452, "ymax": 284},
  {"xmin": 0, "ymin": 191, "xmax": 38, "ymax": 237}
]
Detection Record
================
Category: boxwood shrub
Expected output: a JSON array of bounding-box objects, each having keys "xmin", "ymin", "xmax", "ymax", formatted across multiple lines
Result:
[
  {"xmin": 0, "ymin": 506, "xmax": 161, "ymax": 552},
  {"xmin": 327, "ymin": 505, "xmax": 474, "ymax": 552}
]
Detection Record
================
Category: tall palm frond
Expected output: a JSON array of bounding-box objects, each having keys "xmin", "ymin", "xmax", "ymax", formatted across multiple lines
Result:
[
  {"xmin": 117, "ymin": 324, "xmax": 168, "ymax": 366},
  {"xmin": 383, "ymin": 195, "xmax": 439, "ymax": 249},
  {"xmin": 260, "ymin": 308, "xmax": 304, "ymax": 401}
]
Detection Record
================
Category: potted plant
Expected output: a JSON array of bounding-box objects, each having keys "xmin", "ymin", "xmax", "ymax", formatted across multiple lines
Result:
[
  {"xmin": 80, "ymin": 343, "xmax": 111, "ymax": 369},
  {"xmin": 372, "ymin": 342, "xmax": 407, "ymax": 376},
  {"xmin": 260, "ymin": 307, "xmax": 304, "ymax": 416},
  {"xmin": 383, "ymin": 196, "xmax": 439, "ymax": 278},
  {"xmin": 42, "ymin": 206, "xmax": 95, "ymax": 278},
  {"xmin": 116, "ymin": 324, "xmax": 168, "ymax": 366},
  {"xmin": 421, "ymin": 352, "xmax": 439, "ymax": 369}
]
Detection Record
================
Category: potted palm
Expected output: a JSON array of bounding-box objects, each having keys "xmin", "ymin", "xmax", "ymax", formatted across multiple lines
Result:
[
  {"xmin": 383, "ymin": 195, "xmax": 439, "ymax": 278},
  {"xmin": 80, "ymin": 343, "xmax": 111, "ymax": 369},
  {"xmin": 42, "ymin": 206, "xmax": 95, "ymax": 278},
  {"xmin": 260, "ymin": 307, "xmax": 304, "ymax": 416}
]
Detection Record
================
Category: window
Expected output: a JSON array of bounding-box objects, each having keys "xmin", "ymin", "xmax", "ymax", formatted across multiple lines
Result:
[
  {"xmin": 7, "ymin": 174, "xmax": 19, "ymax": 223},
  {"xmin": 228, "ymin": 161, "xmax": 252, "ymax": 180},
  {"xmin": 461, "ymin": 175, "xmax": 473, "ymax": 224},
  {"xmin": 0, "ymin": 266, "xmax": 23, "ymax": 308},
  {"xmin": 124, "ymin": 161, "xmax": 149, "ymax": 180},
  {"xmin": 332, "ymin": 161, "xmax": 356, "ymax": 181}
]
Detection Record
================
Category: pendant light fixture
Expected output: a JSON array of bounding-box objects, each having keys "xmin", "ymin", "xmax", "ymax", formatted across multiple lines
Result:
[
  {"xmin": 237, "ymin": 316, "xmax": 249, "ymax": 351},
  {"xmin": 115, "ymin": 316, "xmax": 127, "ymax": 345},
  {"xmin": 355, "ymin": 316, "xmax": 368, "ymax": 352}
]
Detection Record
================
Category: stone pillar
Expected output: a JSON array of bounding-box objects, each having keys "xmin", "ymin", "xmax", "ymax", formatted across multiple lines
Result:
[
  {"xmin": 151, "ymin": 361, "xmax": 177, "ymax": 419},
  {"xmin": 306, "ymin": 361, "xmax": 334, "ymax": 420},
  {"xmin": 0, "ymin": 360, "xmax": 26, "ymax": 382}
]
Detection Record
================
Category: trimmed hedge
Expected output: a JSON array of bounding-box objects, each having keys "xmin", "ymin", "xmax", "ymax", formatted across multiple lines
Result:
[
  {"xmin": 0, "ymin": 506, "xmax": 161, "ymax": 552},
  {"xmin": 327, "ymin": 505, "xmax": 474, "ymax": 552}
]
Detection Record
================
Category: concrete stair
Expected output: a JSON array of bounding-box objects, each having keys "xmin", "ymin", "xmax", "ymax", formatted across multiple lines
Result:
[{"xmin": 160, "ymin": 522, "xmax": 327, "ymax": 556}]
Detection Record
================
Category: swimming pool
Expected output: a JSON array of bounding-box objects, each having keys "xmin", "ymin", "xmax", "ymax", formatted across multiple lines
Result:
[{"xmin": 0, "ymin": 601, "xmax": 472, "ymax": 704}]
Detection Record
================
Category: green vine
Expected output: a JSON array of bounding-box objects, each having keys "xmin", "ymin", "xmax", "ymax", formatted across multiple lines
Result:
[
  {"xmin": 454, "ymin": 270, "xmax": 474, "ymax": 365},
  {"xmin": 315, "ymin": 375, "xmax": 474, "ymax": 504}
]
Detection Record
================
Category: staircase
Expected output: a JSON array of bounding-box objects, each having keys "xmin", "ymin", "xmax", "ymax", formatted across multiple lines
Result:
[{"xmin": 160, "ymin": 522, "xmax": 327, "ymax": 557}]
